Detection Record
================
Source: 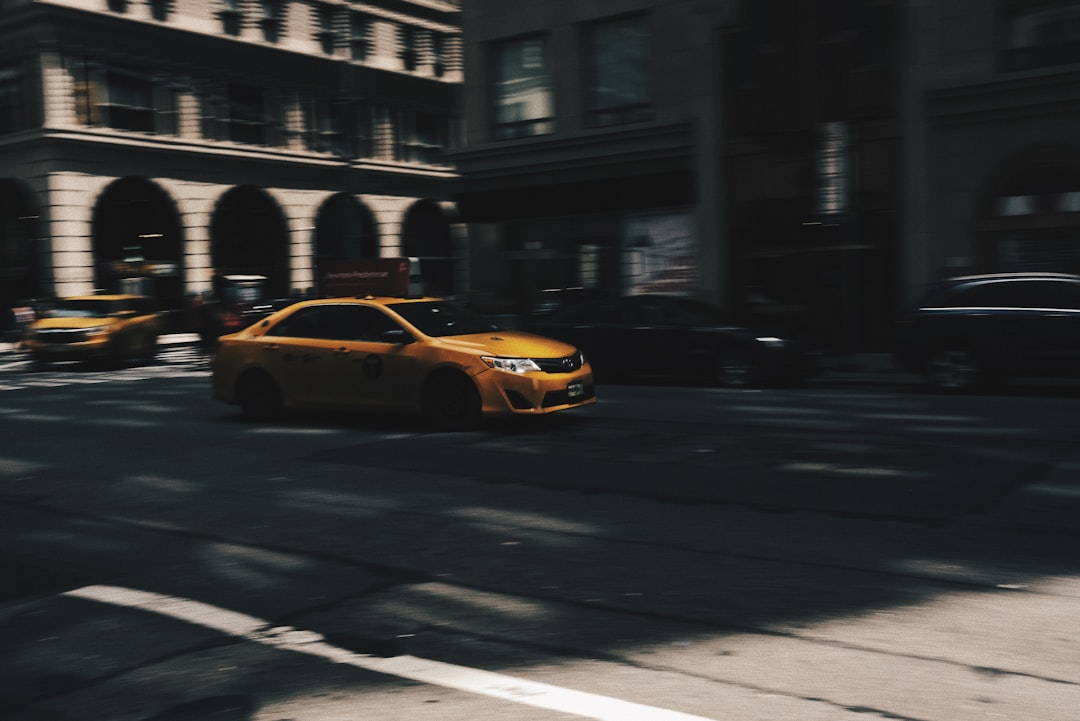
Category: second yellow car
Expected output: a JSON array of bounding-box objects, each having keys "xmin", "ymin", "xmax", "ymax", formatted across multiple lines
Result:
[
  {"xmin": 212, "ymin": 295, "xmax": 596, "ymax": 430},
  {"xmin": 23, "ymin": 294, "xmax": 162, "ymax": 367}
]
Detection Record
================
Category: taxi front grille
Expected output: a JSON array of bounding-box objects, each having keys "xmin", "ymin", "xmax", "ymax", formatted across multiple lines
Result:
[
  {"xmin": 534, "ymin": 353, "xmax": 583, "ymax": 374},
  {"xmin": 34, "ymin": 328, "xmax": 91, "ymax": 344},
  {"xmin": 542, "ymin": 383, "xmax": 595, "ymax": 407}
]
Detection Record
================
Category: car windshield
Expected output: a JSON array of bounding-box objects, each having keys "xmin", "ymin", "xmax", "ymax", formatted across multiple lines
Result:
[
  {"xmin": 388, "ymin": 300, "xmax": 502, "ymax": 337},
  {"xmin": 44, "ymin": 300, "xmax": 119, "ymax": 319}
]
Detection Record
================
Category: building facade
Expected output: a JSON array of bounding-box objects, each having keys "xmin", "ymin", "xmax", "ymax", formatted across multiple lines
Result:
[
  {"xmin": 911, "ymin": 0, "xmax": 1080, "ymax": 290},
  {"xmin": 452, "ymin": 0, "xmax": 731, "ymax": 318},
  {"xmin": 0, "ymin": 0, "xmax": 463, "ymax": 329},
  {"xmin": 455, "ymin": 0, "xmax": 1080, "ymax": 354}
]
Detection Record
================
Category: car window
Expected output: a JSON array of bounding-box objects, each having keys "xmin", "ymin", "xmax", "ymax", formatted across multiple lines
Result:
[
  {"xmin": 388, "ymin": 300, "xmax": 500, "ymax": 337},
  {"xmin": 266, "ymin": 306, "xmax": 337, "ymax": 339},
  {"xmin": 266, "ymin": 305, "xmax": 404, "ymax": 341}
]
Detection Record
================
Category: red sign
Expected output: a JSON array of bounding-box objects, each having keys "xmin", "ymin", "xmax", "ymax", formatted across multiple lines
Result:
[{"xmin": 319, "ymin": 258, "xmax": 422, "ymax": 297}]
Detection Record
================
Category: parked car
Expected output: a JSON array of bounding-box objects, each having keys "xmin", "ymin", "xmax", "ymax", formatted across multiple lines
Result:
[
  {"xmin": 212, "ymin": 294, "xmax": 596, "ymax": 431},
  {"xmin": 525, "ymin": 294, "xmax": 818, "ymax": 387},
  {"xmin": 22, "ymin": 294, "xmax": 161, "ymax": 366},
  {"xmin": 893, "ymin": 271, "xmax": 1080, "ymax": 391}
]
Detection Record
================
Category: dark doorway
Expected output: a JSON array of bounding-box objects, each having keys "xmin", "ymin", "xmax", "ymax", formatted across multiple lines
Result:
[
  {"xmin": 400, "ymin": 199, "xmax": 454, "ymax": 296},
  {"xmin": 92, "ymin": 177, "xmax": 184, "ymax": 311},
  {"xmin": 314, "ymin": 193, "xmax": 379, "ymax": 265},
  {"xmin": 211, "ymin": 186, "xmax": 291, "ymax": 297}
]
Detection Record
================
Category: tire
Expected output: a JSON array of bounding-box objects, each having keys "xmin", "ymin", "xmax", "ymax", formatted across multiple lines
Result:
[
  {"xmin": 713, "ymin": 348, "xmax": 760, "ymax": 388},
  {"xmin": 237, "ymin": 371, "xmax": 284, "ymax": 420},
  {"xmin": 924, "ymin": 344, "xmax": 984, "ymax": 392},
  {"xmin": 423, "ymin": 371, "xmax": 481, "ymax": 432}
]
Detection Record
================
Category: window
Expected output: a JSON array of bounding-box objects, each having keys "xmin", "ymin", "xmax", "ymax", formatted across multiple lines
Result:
[
  {"xmin": 432, "ymin": 33, "xmax": 448, "ymax": 77},
  {"xmin": 107, "ymin": 0, "xmax": 128, "ymax": 12},
  {"xmin": 318, "ymin": 3, "xmax": 338, "ymax": 55},
  {"xmin": 268, "ymin": 305, "xmax": 402, "ymax": 341},
  {"xmin": 305, "ymin": 96, "xmax": 359, "ymax": 158},
  {"xmin": 104, "ymin": 70, "xmax": 155, "ymax": 133},
  {"xmin": 400, "ymin": 25, "xmax": 419, "ymax": 71},
  {"xmin": 1000, "ymin": 0, "xmax": 1080, "ymax": 71},
  {"xmin": 583, "ymin": 15, "xmax": 652, "ymax": 127},
  {"xmin": 398, "ymin": 111, "xmax": 449, "ymax": 166},
  {"xmin": 492, "ymin": 35, "xmax": 553, "ymax": 140},
  {"xmin": 350, "ymin": 14, "xmax": 371, "ymax": 61},
  {"xmin": 260, "ymin": 0, "xmax": 283, "ymax": 43},
  {"xmin": 149, "ymin": 0, "xmax": 171, "ymax": 21},
  {"xmin": 72, "ymin": 63, "xmax": 176, "ymax": 135},
  {"xmin": 0, "ymin": 63, "xmax": 30, "ymax": 135},
  {"xmin": 227, "ymin": 84, "xmax": 271, "ymax": 145},
  {"xmin": 220, "ymin": 0, "xmax": 243, "ymax": 36}
]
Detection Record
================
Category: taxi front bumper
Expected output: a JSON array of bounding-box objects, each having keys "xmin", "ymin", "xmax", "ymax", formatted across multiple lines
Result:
[{"xmin": 477, "ymin": 366, "xmax": 597, "ymax": 416}]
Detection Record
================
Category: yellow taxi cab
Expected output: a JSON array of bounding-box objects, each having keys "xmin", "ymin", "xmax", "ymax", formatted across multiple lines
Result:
[
  {"xmin": 23, "ymin": 294, "xmax": 162, "ymax": 366},
  {"xmin": 211, "ymin": 295, "xmax": 597, "ymax": 430}
]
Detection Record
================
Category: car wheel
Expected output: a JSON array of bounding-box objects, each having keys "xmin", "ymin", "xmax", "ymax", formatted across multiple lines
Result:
[
  {"xmin": 237, "ymin": 371, "xmax": 284, "ymax": 420},
  {"xmin": 713, "ymin": 349, "xmax": 759, "ymax": 388},
  {"xmin": 423, "ymin": 371, "xmax": 481, "ymax": 432},
  {"xmin": 925, "ymin": 345, "xmax": 984, "ymax": 392}
]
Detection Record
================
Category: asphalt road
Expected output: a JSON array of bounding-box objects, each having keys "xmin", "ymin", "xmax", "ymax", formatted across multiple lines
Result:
[{"xmin": 2, "ymin": 347, "xmax": 1080, "ymax": 721}]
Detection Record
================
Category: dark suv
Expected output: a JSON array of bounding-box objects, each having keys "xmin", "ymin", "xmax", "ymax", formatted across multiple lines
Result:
[{"xmin": 894, "ymin": 272, "xmax": 1080, "ymax": 391}]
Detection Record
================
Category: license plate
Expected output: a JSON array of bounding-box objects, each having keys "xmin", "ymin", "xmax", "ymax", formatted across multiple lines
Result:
[{"xmin": 567, "ymin": 381, "xmax": 585, "ymax": 398}]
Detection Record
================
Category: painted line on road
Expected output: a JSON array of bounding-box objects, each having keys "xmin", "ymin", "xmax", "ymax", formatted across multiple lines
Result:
[{"xmin": 64, "ymin": 584, "xmax": 718, "ymax": 721}]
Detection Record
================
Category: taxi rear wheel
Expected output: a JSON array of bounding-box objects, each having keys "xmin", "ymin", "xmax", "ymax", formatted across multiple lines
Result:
[
  {"xmin": 237, "ymin": 371, "xmax": 284, "ymax": 420},
  {"xmin": 423, "ymin": 371, "xmax": 481, "ymax": 432}
]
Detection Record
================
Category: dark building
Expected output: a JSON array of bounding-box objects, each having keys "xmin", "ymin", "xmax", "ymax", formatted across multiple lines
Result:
[{"xmin": 456, "ymin": 0, "xmax": 1080, "ymax": 354}]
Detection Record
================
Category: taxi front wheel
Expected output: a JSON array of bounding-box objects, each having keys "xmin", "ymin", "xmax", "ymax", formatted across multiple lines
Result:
[
  {"xmin": 237, "ymin": 371, "xmax": 284, "ymax": 420},
  {"xmin": 423, "ymin": 371, "xmax": 481, "ymax": 432}
]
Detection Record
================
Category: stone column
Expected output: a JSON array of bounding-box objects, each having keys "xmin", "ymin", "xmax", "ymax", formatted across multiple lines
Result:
[{"xmin": 47, "ymin": 173, "xmax": 108, "ymax": 297}]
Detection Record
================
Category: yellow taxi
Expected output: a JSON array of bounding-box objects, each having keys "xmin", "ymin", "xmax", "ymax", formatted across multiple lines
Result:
[
  {"xmin": 23, "ymin": 294, "xmax": 162, "ymax": 366},
  {"xmin": 211, "ymin": 295, "xmax": 597, "ymax": 430}
]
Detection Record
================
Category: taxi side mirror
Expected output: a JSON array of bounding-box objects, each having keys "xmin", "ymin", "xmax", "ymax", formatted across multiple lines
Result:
[{"xmin": 381, "ymin": 329, "xmax": 414, "ymax": 344}]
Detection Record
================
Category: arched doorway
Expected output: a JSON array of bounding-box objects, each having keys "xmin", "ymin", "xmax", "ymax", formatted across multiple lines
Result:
[
  {"xmin": 0, "ymin": 179, "xmax": 42, "ymax": 335},
  {"xmin": 92, "ymin": 177, "xmax": 184, "ymax": 310},
  {"xmin": 210, "ymin": 186, "xmax": 291, "ymax": 297},
  {"xmin": 400, "ymin": 199, "xmax": 454, "ymax": 296},
  {"xmin": 314, "ymin": 193, "xmax": 379, "ymax": 265},
  {"xmin": 975, "ymin": 150, "xmax": 1080, "ymax": 273}
]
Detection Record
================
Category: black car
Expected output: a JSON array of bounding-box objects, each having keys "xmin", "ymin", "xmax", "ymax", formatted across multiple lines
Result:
[
  {"xmin": 526, "ymin": 294, "xmax": 817, "ymax": 387},
  {"xmin": 894, "ymin": 271, "xmax": 1080, "ymax": 391}
]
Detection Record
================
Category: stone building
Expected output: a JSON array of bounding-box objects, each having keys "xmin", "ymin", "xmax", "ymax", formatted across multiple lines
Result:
[{"xmin": 0, "ymin": 0, "xmax": 463, "ymax": 329}]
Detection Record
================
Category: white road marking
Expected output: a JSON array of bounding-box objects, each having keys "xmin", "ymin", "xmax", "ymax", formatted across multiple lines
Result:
[{"xmin": 64, "ymin": 584, "xmax": 718, "ymax": 721}]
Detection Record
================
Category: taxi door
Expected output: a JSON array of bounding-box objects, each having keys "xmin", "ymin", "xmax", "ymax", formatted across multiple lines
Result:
[
  {"xmin": 317, "ymin": 305, "xmax": 427, "ymax": 410},
  {"xmin": 257, "ymin": 305, "xmax": 344, "ymax": 407}
]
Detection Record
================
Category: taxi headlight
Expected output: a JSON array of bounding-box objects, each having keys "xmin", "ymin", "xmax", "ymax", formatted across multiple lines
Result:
[{"xmin": 482, "ymin": 356, "xmax": 542, "ymax": 374}]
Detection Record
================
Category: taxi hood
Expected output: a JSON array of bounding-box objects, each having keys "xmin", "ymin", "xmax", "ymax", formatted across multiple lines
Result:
[{"xmin": 438, "ymin": 330, "xmax": 578, "ymax": 358}]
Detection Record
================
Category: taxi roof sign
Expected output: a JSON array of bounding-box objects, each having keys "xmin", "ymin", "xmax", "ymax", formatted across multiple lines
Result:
[{"xmin": 319, "ymin": 257, "xmax": 424, "ymax": 298}]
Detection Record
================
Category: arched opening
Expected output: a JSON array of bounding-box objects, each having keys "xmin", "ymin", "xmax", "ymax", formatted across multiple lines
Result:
[
  {"xmin": 0, "ymin": 179, "xmax": 43, "ymax": 335},
  {"xmin": 92, "ymin": 176, "xmax": 185, "ymax": 312},
  {"xmin": 314, "ymin": 193, "xmax": 379, "ymax": 266},
  {"xmin": 400, "ymin": 199, "xmax": 454, "ymax": 296},
  {"xmin": 210, "ymin": 186, "xmax": 291, "ymax": 297}
]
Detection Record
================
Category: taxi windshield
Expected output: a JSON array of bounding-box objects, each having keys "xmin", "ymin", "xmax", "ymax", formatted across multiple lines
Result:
[
  {"xmin": 388, "ymin": 300, "xmax": 502, "ymax": 337},
  {"xmin": 44, "ymin": 300, "xmax": 119, "ymax": 319}
]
